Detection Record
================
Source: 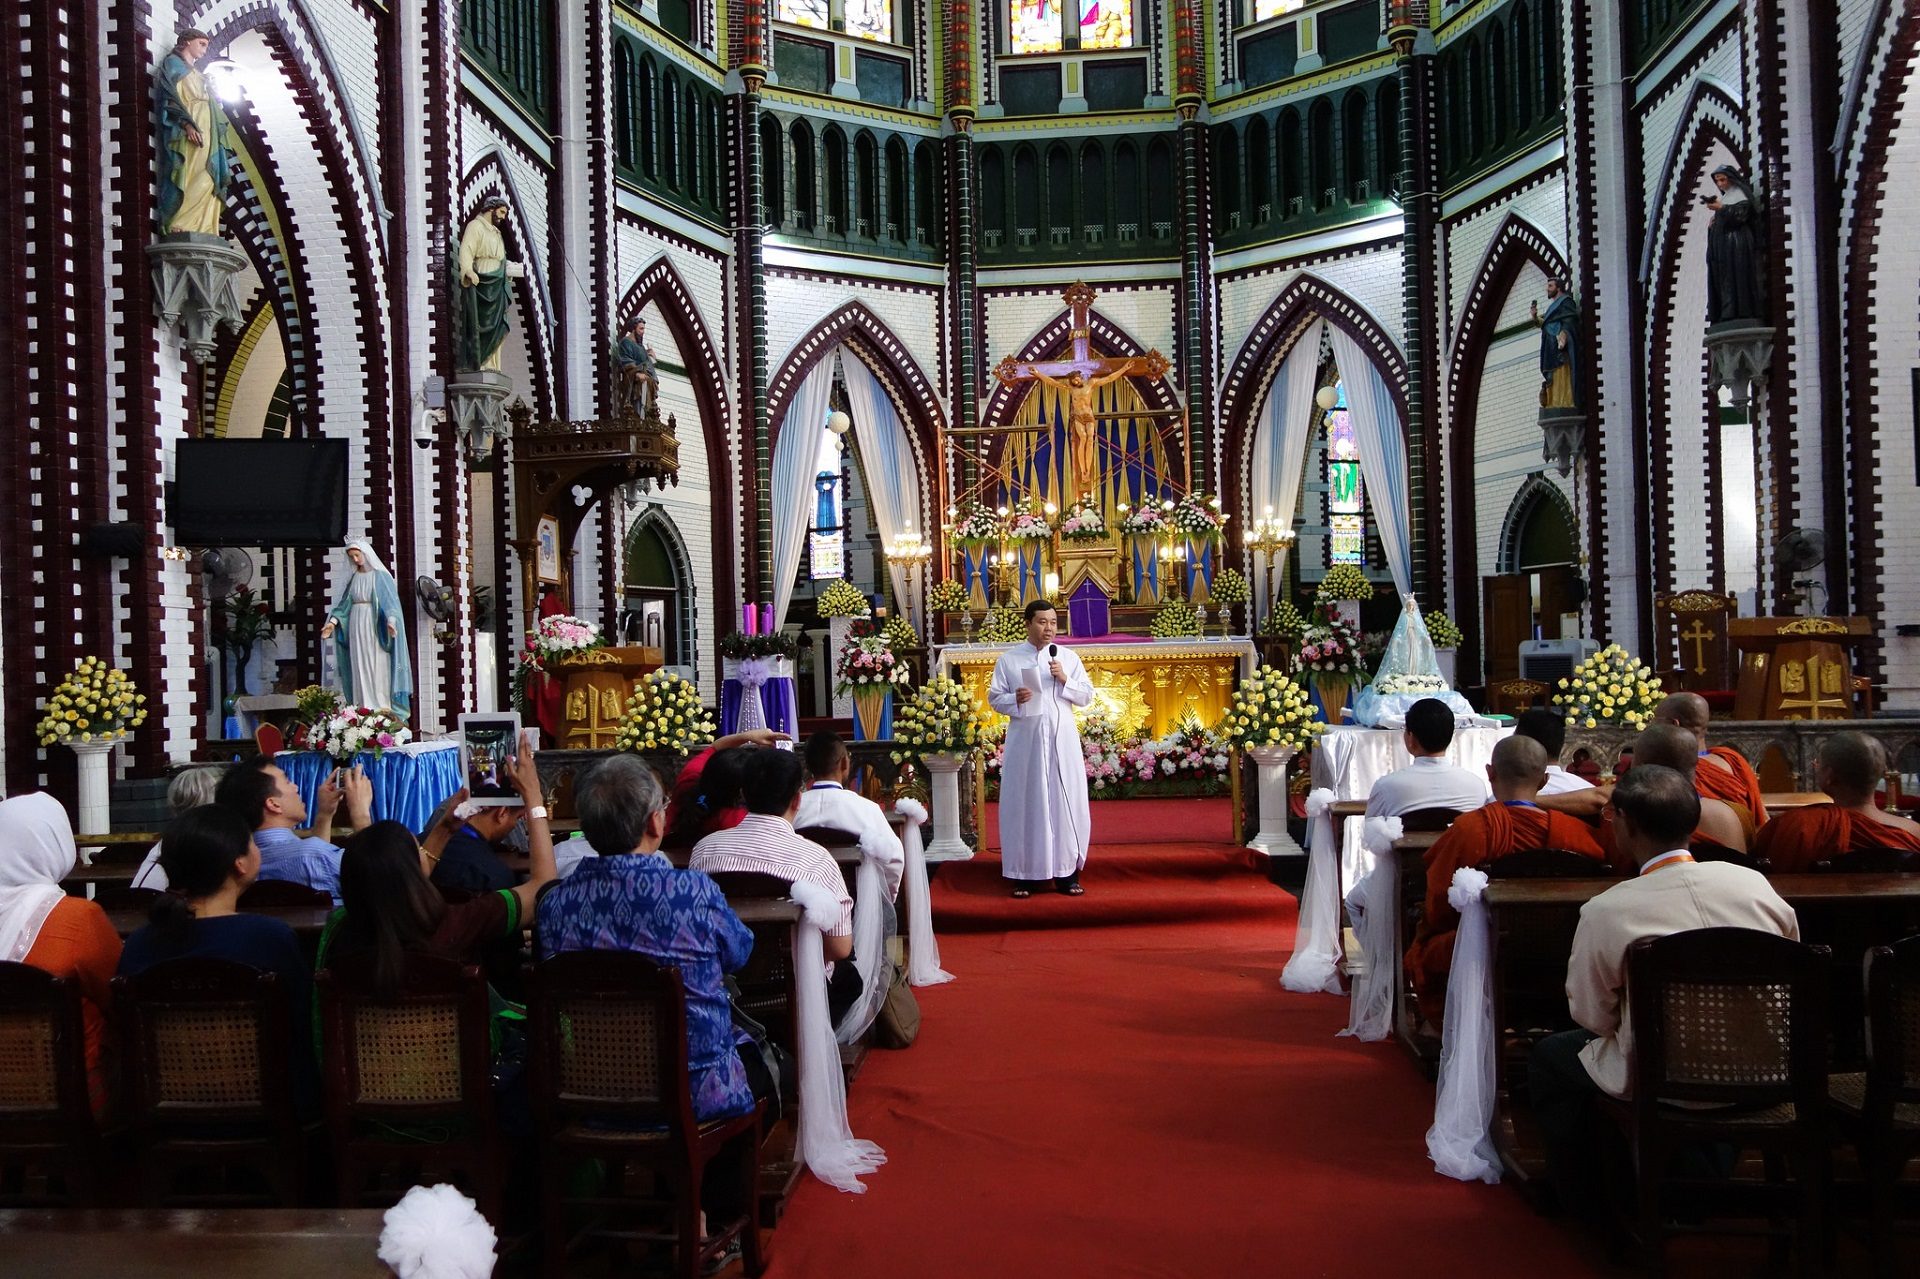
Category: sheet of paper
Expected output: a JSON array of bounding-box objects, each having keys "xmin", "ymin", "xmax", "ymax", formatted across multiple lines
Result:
[{"xmin": 1020, "ymin": 663, "xmax": 1044, "ymax": 715}]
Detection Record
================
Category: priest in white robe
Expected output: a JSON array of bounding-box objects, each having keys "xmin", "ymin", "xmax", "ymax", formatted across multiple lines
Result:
[{"xmin": 987, "ymin": 600, "xmax": 1093, "ymax": 898}]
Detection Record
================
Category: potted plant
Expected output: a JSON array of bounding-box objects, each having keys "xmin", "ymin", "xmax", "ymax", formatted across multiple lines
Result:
[
  {"xmin": 1552, "ymin": 644, "xmax": 1663, "ymax": 729},
  {"xmin": 1150, "ymin": 599, "xmax": 1202, "ymax": 639},
  {"xmin": 218, "ymin": 585, "xmax": 279, "ymax": 697},
  {"xmin": 1216, "ymin": 666, "xmax": 1324, "ymax": 857},
  {"xmin": 888, "ymin": 675, "xmax": 981, "ymax": 858},
  {"xmin": 1298, "ymin": 608, "xmax": 1366, "ymax": 723},
  {"xmin": 928, "ymin": 578, "xmax": 970, "ymax": 643},
  {"xmin": 36, "ymin": 657, "xmax": 148, "ymax": 834},
  {"xmin": 948, "ymin": 502, "xmax": 1003, "ymax": 610}
]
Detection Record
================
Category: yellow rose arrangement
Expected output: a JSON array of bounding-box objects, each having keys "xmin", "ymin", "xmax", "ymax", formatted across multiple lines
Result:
[
  {"xmin": 927, "ymin": 579, "xmax": 969, "ymax": 612},
  {"xmin": 1150, "ymin": 599, "xmax": 1202, "ymax": 638},
  {"xmin": 1217, "ymin": 665, "xmax": 1323, "ymax": 751},
  {"xmin": 888, "ymin": 676, "xmax": 981, "ymax": 768},
  {"xmin": 36, "ymin": 657, "xmax": 148, "ymax": 746},
  {"xmin": 613, "ymin": 670, "xmax": 717, "ymax": 756},
  {"xmin": 1551, "ymin": 643, "xmax": 1664, "ymax": 729},
  {"xmin": 977, "ymin": 604, "xmax": 1026, "ymax": 644},
  {"xmin": 817, "ymin": 579, "xmax": 871, "ymax": 618}
]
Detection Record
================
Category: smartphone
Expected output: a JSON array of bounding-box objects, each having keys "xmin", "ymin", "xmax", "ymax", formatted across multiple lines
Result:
[
  {"xmin": 773, "ymin": 737, "xmax": 795, "ymax": 752},
  {"xmin": 457, "ymin": 712, "xmax": 523, "ymax": 806}
]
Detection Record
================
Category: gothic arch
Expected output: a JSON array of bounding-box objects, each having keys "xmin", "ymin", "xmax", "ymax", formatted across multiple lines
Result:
[
  {"xmin": 1638, "ymin": 76, "xmax": 1745, "ymax": 288},
  {"xmin": 765, "ymin": 301, "xmax": 946, "ymax": 466},
  {"xmin": 1443, "ymin": 213, "xmax": 1571, "ymax": 685},
  {"xmin": 1497, "ymin": 475, "xmax": 1577, "ymax": 575},
  {"xmin": 623, "ymin": 502, "xmax": 699, "ymax": 662},
  {"xmin": 460, "ymin": 155, "xmax": 560, "ymax": 421}
]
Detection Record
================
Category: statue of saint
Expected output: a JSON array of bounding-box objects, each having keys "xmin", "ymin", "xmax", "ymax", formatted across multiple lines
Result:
[
  {"xmin": 319, "ymin": 541, "xmax": 414, "ymax": 715},
  {"xmin": 612, "ymin": 316, "xmax": 659, "ymax": 415},
  {"xmin": 454, "ymin": 195, "xmax": 523, "ymax": 372},
  {"xmin": 1529, "ymin": 278, "xmax": 1581, "ymax": 410},
  {"xmin": 1703, "ymin": 165, "xmax": 1767, "ymax": 325},
  {"xmin": 155, "ymin": 29, "xmax": 232, "ymax": 237},
  {"xmin": 1031, "ymin": 366, "xmax": 1129, "ymax": 500}
]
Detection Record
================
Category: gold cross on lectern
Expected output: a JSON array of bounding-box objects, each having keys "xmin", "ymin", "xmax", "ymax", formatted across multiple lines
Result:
[{"xmin": 1680, "ymin": 619, "xmax": 1716, "ymax": 676}]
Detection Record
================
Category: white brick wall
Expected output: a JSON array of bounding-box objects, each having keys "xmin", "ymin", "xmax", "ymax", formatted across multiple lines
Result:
[{"xmin": 1867, "ymin": 98, "xmax": 1920, "ymax": 707}]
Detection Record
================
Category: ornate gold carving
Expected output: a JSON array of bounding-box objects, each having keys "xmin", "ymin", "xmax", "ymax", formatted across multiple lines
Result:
[
  {"xmin": 601, "ymin": 688, "xmax": 624, "ymax": 720},
  {"xmin": 551, "ymin": 648, "xmax": 627, "ymax": 668},
  {"xmin": 1818, "ymin": 662, "xmax": 1843, "ymax": 696},
  {"xmin": 566, "ymin": 688, "xmax": 588, "ymax": 720},
  {"xmin": 1660, "ymin": 591, "xmax": 1735, "ymax": 613},
  {"xmin": 1680, "ymin": 619, "xmax": 1716, "ymax": 676},
  {"xmin": 1084, "ymin": 670, "xmax": 1152, "ymax": 739},
  {"xmin": 1779, "ymin": 617, "xmax": 1846, "ymax": 635}
]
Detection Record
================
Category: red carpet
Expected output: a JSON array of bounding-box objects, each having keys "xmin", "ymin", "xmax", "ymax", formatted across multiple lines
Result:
[{"xmin": 762, "ymin": 797, "xmax": 1615, "ymax": 1278}]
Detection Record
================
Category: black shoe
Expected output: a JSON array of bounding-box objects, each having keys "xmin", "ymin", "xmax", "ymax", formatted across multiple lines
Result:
[{"xmin": 1055, "ymin": 876, "xmax": 1084, "ymax": 896}]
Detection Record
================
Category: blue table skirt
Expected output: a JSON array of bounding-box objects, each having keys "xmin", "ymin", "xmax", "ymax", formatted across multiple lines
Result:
[
  {"xmin": 720, "ymin": 677, "xmax": 799, "ymax": 737},
  {"xmin": 277, "ymin": 745, "xmax": 463, "ymax": 834}
]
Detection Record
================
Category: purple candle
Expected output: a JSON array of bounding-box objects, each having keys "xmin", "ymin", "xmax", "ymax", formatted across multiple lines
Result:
[
  {"xmin": 742, "ymin": 603, "xmax": 757, "ymax": 636},
  {"xmin": 760, "ymin": 603, "xmax": 774, "ymax": 634}
]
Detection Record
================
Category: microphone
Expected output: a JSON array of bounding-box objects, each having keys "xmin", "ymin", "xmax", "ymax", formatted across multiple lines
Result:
[{"xmin": 1049, "ymin": 643, "xmax": 1058, "ymax": 659}]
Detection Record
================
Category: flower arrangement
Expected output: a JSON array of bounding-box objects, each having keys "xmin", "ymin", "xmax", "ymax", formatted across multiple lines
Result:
[
  {"xmin": 1150, "ymin": 599, "xmax": 1202, "ymax": 638},
  {"xmin": 1118, "ymin": 502, "xmax": 1170, "ymax": 536},
  {"xmin": 1057, "ymin": 496, "xmax": 1108, "ymax": 542},
  {"xmin": 1298, "ymin": 613, "xmax": 1364, "ymax": 675},
  {"xmin": 879, "ymin": 615, "xmax": 920, "ymax": 651},
  {"xmin": 978, "ymin": 720, "xmax": 1008, "ymax": 778},
  {"xmin": 524, "ymin": 614, "xmax": 605, "ymax": 667},
  {"xmin": 1217, "ymin": 666, "xmax": 1323, "ymax": 751},
  {"xmin": 1157, "ymin": 712, "xmax": 1232, "ymax": 782},
  {"xmin": 1553, "ymin": 644, "xmax": 1664, "ymax": 729},
  {"xmin": 888, "ymin": 676, "xmax": 981, "ymax": 767},
  {"xmin": 928, "ymin": 579, "xmax": 970, "ymax": 612},
  {"xmin": 719, "ymin": 630, "xmax": 798, "ymax": 660},
  {"xmin": 614, "ymin": 670, "xmax": 717, "ymax": 755},
  {"xmin": 835, "ymin": 625, "xmax": 910, "ymax": 693},
  {"xmin": 1003, "ymin": 498, "xmax": 1053, "ymax": 542},
  {"xmin": 816, "ymin": 579, "xmax": 871, "ymax": 618},
  {"xmin": 307, "ymin": 705, "xmax": 412, "ymax": 764},
  {"xmin": 293, "ymin": 684, "xmax": 342, "ymax": 725},
  {"xmin": 36, "ymin": 658, "xmax": 148, "ymax": 746},
  {"xmin": 949, "ymin": 502, "xmax": 1003, "ymax": 545},
  {"xmin": 1261, "ymin": 599, "xmax": 1308, "ymax": 639},
  {"xmin": 1425, "ymin": 610, "xmax": 1464, "ymax": 649},
  {"xmin": 1209, "ymin": 568, "xmax": 1251, "ymax": 605},
  {"xmin": 977, "ymin": 604, "xmax": 1027, "ymax": 644},
  {"xmin": 1169, "ymin": 494, "xmax": 1226, "ymax": 541},
  {"xmin": 1316, "ymin": 563, "xmax": 1375, "ymax": 602},
  {"xmin": 1374, "ymin": 673, "xmax": 1450, "ymax": 695}
]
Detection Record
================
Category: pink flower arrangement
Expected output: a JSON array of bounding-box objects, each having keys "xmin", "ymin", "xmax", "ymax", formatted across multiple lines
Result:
[
  {"xmin": 1004, "ymin": 501, "xmax": 1053, "ymax": 541},
  {"xmin": 1058, "ymin": 497, "xmax": 1108, "ymax": 542}
]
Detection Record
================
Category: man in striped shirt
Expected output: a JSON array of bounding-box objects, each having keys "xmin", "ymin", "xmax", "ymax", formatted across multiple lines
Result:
[{"xmin": 691, "ymin": 748, "xmax": 862, "ymax": 1023}]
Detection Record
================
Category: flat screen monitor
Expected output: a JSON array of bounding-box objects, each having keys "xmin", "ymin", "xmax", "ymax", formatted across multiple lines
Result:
[{"xmin": 171, "ymin": 438, "xmax": 349, "ymax": 546}]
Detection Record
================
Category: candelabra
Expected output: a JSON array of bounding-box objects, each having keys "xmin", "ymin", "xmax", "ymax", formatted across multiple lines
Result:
[
  {"xmin": 883, "ymin": 522, "xmax": 934, "ymax": 633},
  {"xmin": 1244, "ymin": 507, "xmax": 1296, "ymax": 631},
  {"xmin": 1156, "ymin": 540, "xmax": 1189, "ymax": 603}
]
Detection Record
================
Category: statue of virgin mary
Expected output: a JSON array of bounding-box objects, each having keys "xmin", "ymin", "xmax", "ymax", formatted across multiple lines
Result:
[{"xmin": 320, "ymin": 540, "xmax": 414, "ymax": 714}]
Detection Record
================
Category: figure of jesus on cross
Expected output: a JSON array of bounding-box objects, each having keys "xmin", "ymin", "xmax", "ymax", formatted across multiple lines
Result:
[{"xmin": 992, "ymin": 282, "xmax": 1171, "ymax": 502}]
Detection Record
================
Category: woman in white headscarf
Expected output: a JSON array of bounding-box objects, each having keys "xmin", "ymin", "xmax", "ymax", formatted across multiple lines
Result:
[
  {"xmin": 321, "ymin": 540, "xmax": 414, "ymax": 714},
  {"xmin": 0, "ymin": 793, "xmax": 122, "ymax": 1112}
]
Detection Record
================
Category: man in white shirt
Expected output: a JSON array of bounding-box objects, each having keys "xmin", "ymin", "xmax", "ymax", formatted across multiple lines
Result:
[
  {"xmin": 987, "ymin": 599, "xmax": 1094, "ymax": 898},
  {"xmin": 1527, "ymin": 765, "xmax": 1797, "ymax": 1216},
  {"xmin": 1515, "ymin": 707, "xmax": 1592, "ymax": 796},
  {"xmin": 797, "ymin": 731, "xmax": 905, "ymax": 902},
  {"xmin": 1363, "ymin": 697, "xmax": 1491, "ymax": 820}
]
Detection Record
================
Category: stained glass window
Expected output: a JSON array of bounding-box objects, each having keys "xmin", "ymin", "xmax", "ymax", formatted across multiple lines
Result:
[
  {"xmin": 1251, "ymin": 0, "xmax": 1307, "ymax": 21},
  {"xmin": 1323, "ymin": 381, "xmax": 1365, "ymax": 564},
  {"xmin": 778, "ymin": 0, "xmax": 829, "ymax": 29},
  {"xmin": 1010, "ymin": 0, "xmax": 1064, "ymax": 53},
  {"xmin": 1079, "ymin": 0, "xmax": 1132, "ymax": 48},
  {"xmin": 844, "ymin": 0, "xmax": 892, "ymax": 41}
]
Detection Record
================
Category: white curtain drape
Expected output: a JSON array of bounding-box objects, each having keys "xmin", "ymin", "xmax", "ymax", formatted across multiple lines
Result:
[
  {"xmin": 788, "ymin": 880, "xmax": 887, "ymax": 1192},
  {"xmin": 1339, "ymin": 815, "xmax": 1402, "ymax": 1041},
  {"xmin": 771, "ymin": 360, "xmax": 839, "ymax": 627},
  {"xmin": 833, "ymin": 855, "xmax": 894, "ymax": 1045},
  {"xmin": 1280, "ymin": 788, "xmax": 1344, "ymax": 994},
  {"xmin": 1250, "ymin": 326, "xmax": 1326, "ymax": 618},
  {"xmin": 1325, "ymin": 326, "xmax": 1413, "ymax": 598},
  {"xmin": 895, "ymin": 798, "xmax": 954, "ymax": 986},
  {"xmin": 1427, "ymin": 867, "xmax": 1501, "ymax": 1183},
  {"xmin": 839, "ymin": 355, "xmax": 923, "ymax": 630}
]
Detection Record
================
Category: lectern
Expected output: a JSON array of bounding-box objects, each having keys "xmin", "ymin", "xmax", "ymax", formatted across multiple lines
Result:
[
  {"xmin": 1728, "ymin": 617, "xmax": 1870, "ymax": 720},
  {"xmin": 553, "ymin": 646, "xmax": 663, "ymax": 748}
]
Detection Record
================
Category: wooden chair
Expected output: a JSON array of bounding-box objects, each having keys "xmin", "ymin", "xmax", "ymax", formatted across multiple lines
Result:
[
  {"xmin": 1484, "ymin": 847, "xmax": 1611, "ymax": 880},
  {"xmin": 1829, "ymin": 937, "xmax": 1920, "ymax": 1278},
  {"xmin": 1603, "ymin": 928, "xmax": 1831, "ymax": 1275},
  {"xmin": 0, "ymin": 962, "xmax": 103, "ymax": 1205},
  {"xmin": 112, "ymin": 957, "xmax": 310, "ymax": 1205},
  {"xmin": 240, "ymin": 880, "xmax": 334, "ymax": 909},
  {"xmin": 1487, "ymin": 679, "xmax": 1550, "ymax": 716},
  {"xmin": 317, "ymin": 951, "xmax": 503, "ymax": 1218},
  {"xmin": 707, "ymin": 873, "xmax": 800, "ymax": 1057},
  {"xmin": 795, "ymin": 825, "xmax": 863, "ymax": 897},
  {"xmin": 254, "ymin": 722, "xmax": 286, "ymax": 757},
  {"xmin": 527, "ymin": 952, "xmax": 766, "ymax": 1279}
]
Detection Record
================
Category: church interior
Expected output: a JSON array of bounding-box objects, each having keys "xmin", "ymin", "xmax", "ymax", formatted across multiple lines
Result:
[{"xmin": 4, "ymin": 0, "xmax": 1920, "ymax": 1273}]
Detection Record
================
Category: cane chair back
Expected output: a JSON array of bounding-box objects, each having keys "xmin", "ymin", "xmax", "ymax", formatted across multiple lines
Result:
[{"xmin": 0, "ymin": 963, "xmax": 100, "ymax": 1204}]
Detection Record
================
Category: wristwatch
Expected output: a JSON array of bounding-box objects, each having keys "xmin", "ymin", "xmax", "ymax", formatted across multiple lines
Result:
[{"xmin": 527, "ymin": 805, "xmax": 550, "ymax": 822}]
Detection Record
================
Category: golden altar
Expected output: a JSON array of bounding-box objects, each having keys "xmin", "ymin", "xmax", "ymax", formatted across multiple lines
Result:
[{"xmin": 936, "ymin": 639, "xmax": 1256, "ymax": 739}]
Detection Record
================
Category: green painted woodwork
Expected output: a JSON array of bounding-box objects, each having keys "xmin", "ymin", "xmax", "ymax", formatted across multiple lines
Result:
[{"xmin": 462, "ymin": 0, "xmax": 553, "ymax": 124}]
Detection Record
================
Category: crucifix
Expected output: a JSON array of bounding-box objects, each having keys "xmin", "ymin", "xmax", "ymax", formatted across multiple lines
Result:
[
  {"xmin": 1680, "ymin": 618, "xmax": 1716, "ymax": 676},
  {"xmin": 992, "ymin": 281, "xmax": 1171, "ymax": 501}
]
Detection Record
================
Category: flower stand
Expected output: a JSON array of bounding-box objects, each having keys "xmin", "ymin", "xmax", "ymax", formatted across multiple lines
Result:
[
  {"xmin": 921, "ymin": 751, "xmax": 974, "ymax": 860},
  {"xmin": 1244, "ymin": 744, "xmax": 1302, "ymax": 857},
  {"xmin": 850, "ymin": 685, "xmax": 893, "ymax": 741},
  {"xmin": 1312, "ymin": 674, "xmax": 1353, "ymax": 724},
  {"xmin": 827, "ymin": 616, "xmax": 865, "ymax": 718},
  {"xmin": 1435, "ymin": 647, "xmax": 1458, "ymax": 688},
  {"xmin": 69, "ymin": 738, "xmax": 118, "ymax": 835}
]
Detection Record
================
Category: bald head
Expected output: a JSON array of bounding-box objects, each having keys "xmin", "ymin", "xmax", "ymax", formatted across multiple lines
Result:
[
  {"xmin": 1816, "ymin": 731, "xmax": 1886, "ymax": 804},
  {"xmin": 1632, "ymin": 724, "xmax": 1700, "ymax": 778},
  {"xmin": 1488, "ymin": 735, "xmax": 1549, "ymax": 800},
  {"xmin": 1653, "ymin": 691, "xmax": 1710, "ymax": 739}
]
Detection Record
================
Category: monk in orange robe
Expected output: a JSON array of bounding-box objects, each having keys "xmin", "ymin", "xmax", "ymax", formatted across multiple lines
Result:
[
  {"xmin": 1752, "ymin": 731, "xmax": 1920, "ymax": 873},
  {"xmin": 1652, "ymin": 691, "xmax": 1767, "ymax": 827},
  {"xmin": 1406, "ymin": 736, "xmax": 1608, "ymax": 1004},
  {"xmin": 1629, "ymin": 723, "xmax": 1754, "ymax": 854}
]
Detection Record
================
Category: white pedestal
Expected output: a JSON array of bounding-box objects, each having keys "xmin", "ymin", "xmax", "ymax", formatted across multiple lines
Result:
[
  {"xmin": 1435, "ymin": 648, "xmax": 1457, "ymax": 688},
  {"xmin": 827, "ymin": 615, "xmax": 867, "ymax": 719},
  {"xmin": 922, "ymin": 751, "xmax": 974, "ymax": 861},
  {"xmin": 1245, "ymin": 744, "xmax": 1302, "ymax": 857},
  {"xmin": 70, "ymin": 738, "xmax": 118, "ymax": 836}
]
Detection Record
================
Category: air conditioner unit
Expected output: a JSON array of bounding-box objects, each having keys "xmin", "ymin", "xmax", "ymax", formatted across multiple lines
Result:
[{"xmin": 1518, "ymin": 638, "xmax": 1599, "ymax": 684}]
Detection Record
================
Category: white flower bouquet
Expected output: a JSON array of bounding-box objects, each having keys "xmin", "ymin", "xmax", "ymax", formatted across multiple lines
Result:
[{"xmin": 307, "ymin": 705, "xmax": 412, "ymax": 764}]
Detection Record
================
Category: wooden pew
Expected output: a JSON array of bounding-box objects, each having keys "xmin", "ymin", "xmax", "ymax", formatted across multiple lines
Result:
[{"xmin": 0, "ymin": 1208, "xmax": 389, "ymax": 1276}]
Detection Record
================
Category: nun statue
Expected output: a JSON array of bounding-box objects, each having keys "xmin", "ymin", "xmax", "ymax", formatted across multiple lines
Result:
[
  {"xmin": 320, "ymin": 541, "xmax": 414, "ymax": 714},
  {"xmin": 1703, "ymin": 164, "xmax": 1767, "ymax": 325}
]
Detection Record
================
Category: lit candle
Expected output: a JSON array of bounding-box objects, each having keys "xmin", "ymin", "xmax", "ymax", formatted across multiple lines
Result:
[{"xmin": 1044, "ymin": 571, "xmax": 1060, "ymax": 595}]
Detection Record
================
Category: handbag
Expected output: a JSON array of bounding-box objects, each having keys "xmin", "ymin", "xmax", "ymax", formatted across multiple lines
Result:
[
  {"xmin": 726, "ymin": 977, "xmax": 796, "ymax": 1123},
  {"xmin": 872, "ymin": 956, "xmax": 921, "ymax": 1049}
]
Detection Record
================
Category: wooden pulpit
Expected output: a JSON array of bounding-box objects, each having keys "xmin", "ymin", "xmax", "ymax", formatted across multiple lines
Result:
[
  {"xmin": 1655, "ymin": 590, "xmax": 1736, "ymax": 692},
  {"xmin": 554, "ymin": 646, "xmax": 663, "ymax": 748},
  {"xmin": 1728, "ymin": 617, "xmax": 1870, "ymax": 720}
]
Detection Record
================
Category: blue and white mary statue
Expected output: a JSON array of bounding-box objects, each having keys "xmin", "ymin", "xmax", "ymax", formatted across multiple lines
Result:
[{"xmin": 320, "ymin": 540, "xmax": 414, "ymax": 715}]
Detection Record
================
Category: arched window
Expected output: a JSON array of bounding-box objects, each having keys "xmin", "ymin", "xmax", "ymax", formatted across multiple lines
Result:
[
  {"xmin": 1112, "ymin": 140, "xmax": 1140, "ymax": 241},
  {"xmin": 1539, "ymin": 0, "xmax": 1561, "ymax": 115},
  {"xmin": 1512, "ymin": 4, "xmax": 1535, "ymax": 130},
  {"xmin": 1322, "ymin": 379, "xmax": 1366, "ymax": 565},
  {"xmin": 639, "ymin": 57, "xmax": 657, "ymax": 179},
  {"xmin": 1245, "ymin": 114, "xmax": 1272, "ymax": 225},
  {"xmin": 682, "ymin": 83, "xmax": 700, "ymax": 198},
  {"xmin": 1308, "ymin": 98, "xmax": 1335, "ymax": 209},
  {"xmin": 1375, "ymin": 79, "xmax": 1400, "ymax": 196},
  {"xmin": 791, "ymin": 121, "xmax": 816, "ymax": 229},
  {"xmin": 1145, "ymin": 137, "xmax": 1173, "ymax": 239},
  {"xmin": 979, "ymin": 144, "xmax": 1006, "ymax": 247},
  {"xmin": 1080, "ymin": 141, "xmax": 1107, "ymax": 239},
  {"xmin": 1046, "ymin": 144, "xmax": 1073, "ymax": 240},
  {"xmin": 660, "ymin": 72, "xmax": 680, "ymax": 190},
  {"xmin": 824, "ymin": 127, "xmax": 849, "ymax": 234},
  {"xmin": 1013, "ymin": 145, "xmax": 1041, "ymax": 242},
  {"xmin": 1488, "ymin": 20, "xmax": 1510, "ymax": 144},
  {"xmin": 854, "ymin": 131, "xmax": 878, "ymax": 236},
  {"xmin": 1465, "ymin": 39, "xmax": 1485, "ymax": 159},
  {"xmin": 705, "ymin": 98, "xmax": 721, "ymax": 210},
  {"xmin": 1212, "ymin": 125, "xmax": 1241, "ymax": 233},
  {"xmin": 614, "ymin": 43, "xmax": 635, "ymax": 172},
  {"xmin": 1342, "ymin": 89, "xmax": 1368, "ymax": 202},
  {"xmin": 761, "ymin": 113, "xmax": 786, "ymax": 226},
  {"xmin": 885, "ymin": 137, "xmax": 908, "ymax": 241},
  {"xmin": 913, "ymin": 141, "xmax": 938, "ymax": 247},
  {"xmin": 1278, "ymin": 108, "xmax": 1303, "ymax": 216}
]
